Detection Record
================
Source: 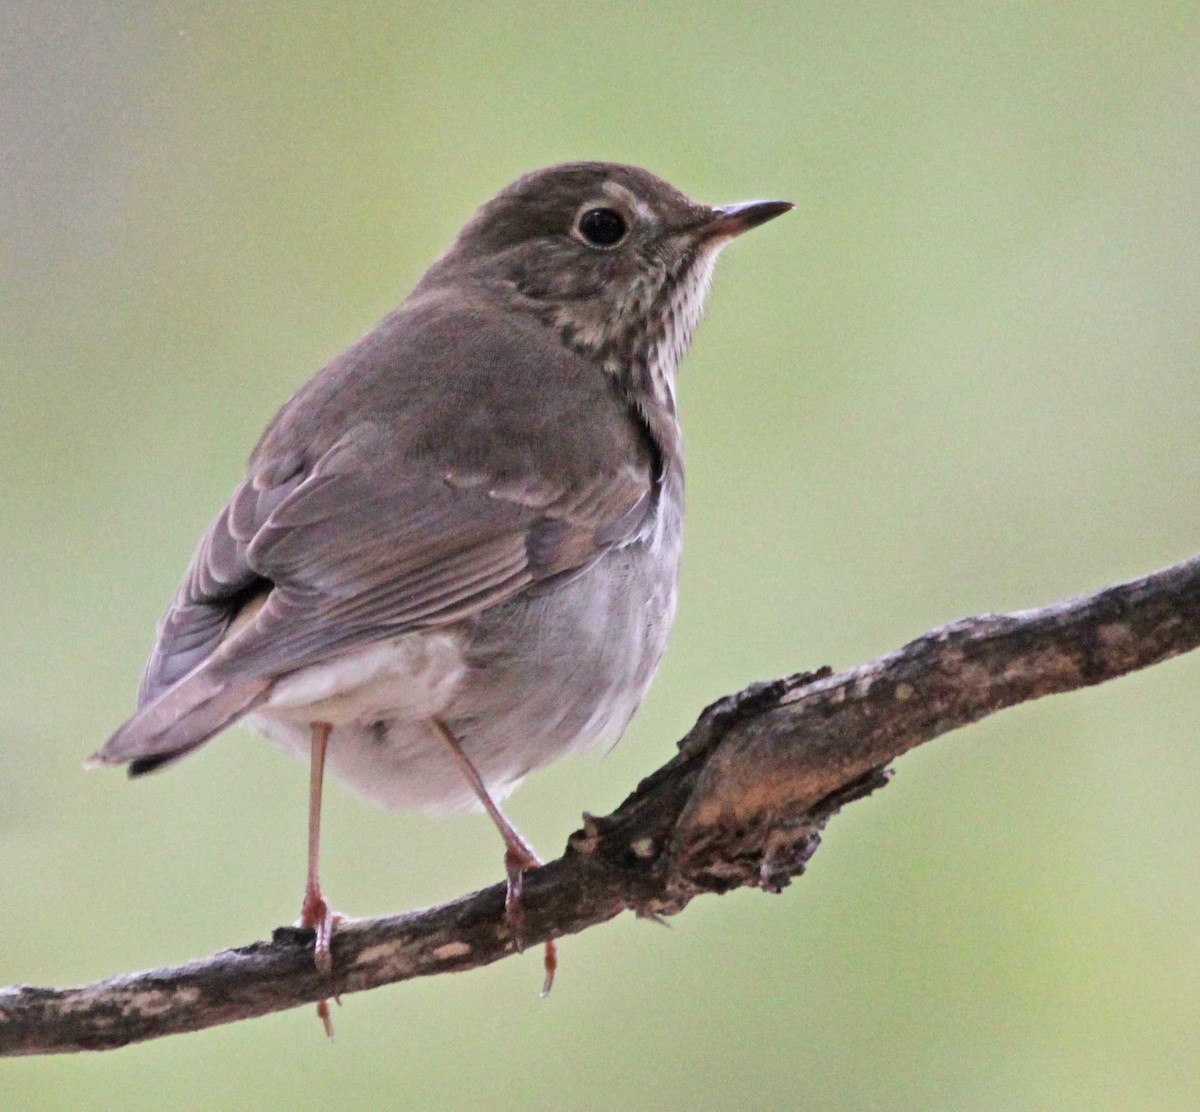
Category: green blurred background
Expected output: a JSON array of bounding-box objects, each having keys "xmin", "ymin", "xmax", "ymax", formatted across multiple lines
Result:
[{"xmin": 3, "ymin": 3, "xmax": 1200, "ymax": 1108}]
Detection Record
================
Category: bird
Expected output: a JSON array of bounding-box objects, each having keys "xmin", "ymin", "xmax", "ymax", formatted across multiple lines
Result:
[{"xmin": 88, "ymin": 161, "xmax": 791, "ymax": 1027}]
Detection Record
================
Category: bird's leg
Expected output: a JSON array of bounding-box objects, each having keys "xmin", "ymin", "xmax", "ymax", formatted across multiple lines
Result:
[
  {"xmin": 430, "ymin": 716, "xmax": 557, "ymax": 996},
  {"xmin": 299, "ymin": 721, "xmax": 339, "ymax": 968},
  {"xmin": 297, "ymin": 720, "xmax": 344, "ymax": 1036}
]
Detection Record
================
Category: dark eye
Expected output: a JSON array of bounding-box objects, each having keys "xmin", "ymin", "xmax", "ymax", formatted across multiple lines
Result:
[{"xmin": 577, "ymin": 207, "xmax": 628, "ymax": 247}]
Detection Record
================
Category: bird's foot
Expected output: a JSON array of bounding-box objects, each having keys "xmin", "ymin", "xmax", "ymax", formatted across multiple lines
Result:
[
  {"xmin": 297, "ymin": 887, "xmax": 346, "ymax": 1038},
  {"xmin": 298, "ymin": 888, "xmax": 345, "ymax": 974},
  {"xmin": 503, "ymin": 842, "xmax": 557, "ymax": 996}
]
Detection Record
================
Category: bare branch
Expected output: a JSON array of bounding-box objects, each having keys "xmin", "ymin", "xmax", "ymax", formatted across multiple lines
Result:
[{"xmin": 4, "ymin": 552, "xmax": 1199, "ymax": 1056}]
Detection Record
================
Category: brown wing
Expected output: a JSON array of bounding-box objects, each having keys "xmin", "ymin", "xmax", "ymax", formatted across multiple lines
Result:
[
  {"xmin": 135, "ymin": 457, "xmax": 306, "ymax": 706},
  {"xmin": 97, "ymin": 424, "xmax": 654, "ymax": 769},
  {"xmin": 95, "ymin": 289, "xmax": 661, "ymax": 771},
  {"xmin": 207, "ymin": 427, "xmax": 654, "ymax": 681}
]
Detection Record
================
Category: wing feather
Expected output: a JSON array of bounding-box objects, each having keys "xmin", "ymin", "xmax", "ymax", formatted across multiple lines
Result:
[
  {"xmin": 103, "ymin": 292, "xmax": 663, "ymax": 770},
  {"xmin": 140, "ymin": 428, "xmax": 654, "ymax": 705}
]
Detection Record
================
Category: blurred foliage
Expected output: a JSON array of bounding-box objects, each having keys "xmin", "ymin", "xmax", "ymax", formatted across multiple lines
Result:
[{"xmin": 3, "ymin": 3, "xmax": 1200, "ymax": 1109}]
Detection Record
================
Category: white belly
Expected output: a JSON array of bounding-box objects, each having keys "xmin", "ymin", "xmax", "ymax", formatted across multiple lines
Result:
[
  {"xmin": 243, "ymin": 614, "xmax": 652, "ymax": 815},
  {"xmin": 242, "ymin": 510, "xmax": 680, "ymax": 815},
  {"xmin": 257, "ymin": 631, "xmax": 466, "ymax": 726}
]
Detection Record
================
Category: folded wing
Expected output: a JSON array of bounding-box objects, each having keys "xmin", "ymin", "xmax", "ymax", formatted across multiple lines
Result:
[{"xmin": 94, "ymin": 420, "xmax": 655, "ymax": 772}]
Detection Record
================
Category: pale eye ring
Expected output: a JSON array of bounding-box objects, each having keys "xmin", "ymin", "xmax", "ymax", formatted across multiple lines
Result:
[{"xmin": 575, "ymin": 207, "xmax": 628, "ymax": 248}]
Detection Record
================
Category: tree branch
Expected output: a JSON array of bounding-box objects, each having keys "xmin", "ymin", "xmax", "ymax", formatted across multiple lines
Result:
[{"xmin": 4, "ymin": 552, "xmax": 1200, "ymax": 1056}]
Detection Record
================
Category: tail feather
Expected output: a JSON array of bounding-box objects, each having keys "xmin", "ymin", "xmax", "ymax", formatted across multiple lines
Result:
[
  {"xmin": 128, "ymin": 742, "xmax": 212, "ymax": 777},
  {"xmin": 89, "ymin": 668, "xmax": 270, "ymax": 772}
]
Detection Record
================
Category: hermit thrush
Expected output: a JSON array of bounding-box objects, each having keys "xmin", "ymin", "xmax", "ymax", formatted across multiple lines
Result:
[{"xmin": 89, "ymin": 162, "xmax": 790, "ymax": 1023}]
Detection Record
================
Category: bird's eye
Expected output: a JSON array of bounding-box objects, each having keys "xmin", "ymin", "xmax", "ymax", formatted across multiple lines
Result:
[{"xmin": 576, "ymin": 207, "xmax": 628, "ymax": 247}]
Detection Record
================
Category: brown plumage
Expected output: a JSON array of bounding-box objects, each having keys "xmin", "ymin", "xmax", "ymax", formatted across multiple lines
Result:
[{"xmin": 89, "ymin": 162, "xmax": 790, "ymax": 1011}]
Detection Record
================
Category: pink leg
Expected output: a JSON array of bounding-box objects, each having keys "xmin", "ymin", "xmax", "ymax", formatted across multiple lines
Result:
[
  {"xmin": 430, "ymin": 717, "xmax": 557, "ymax": 996},
  {"xmin": 297, "ymin": 721, "xmax": 344, "ymax": 1036}
]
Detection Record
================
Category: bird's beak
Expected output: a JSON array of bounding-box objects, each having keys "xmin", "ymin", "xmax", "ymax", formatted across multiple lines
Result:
[{"xmin": 698, "ymin": 199, "xmax": 794, "ymax": 242}]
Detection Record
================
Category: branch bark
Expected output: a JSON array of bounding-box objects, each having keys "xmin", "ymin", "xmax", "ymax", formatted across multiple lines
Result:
[{"xmin": 4, "ymin": 552, "xmax": 1200, "ymax": 1056}]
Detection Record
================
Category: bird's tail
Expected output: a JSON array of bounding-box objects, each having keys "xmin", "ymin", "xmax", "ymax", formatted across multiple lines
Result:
[{"xmin": 87, "ymin": 668, "xmax": 271, "ymax": 777}]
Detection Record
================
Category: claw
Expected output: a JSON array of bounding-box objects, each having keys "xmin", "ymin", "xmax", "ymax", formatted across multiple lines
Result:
[{"xmin": 298, "ymin": 892, "xmax": 345, "ymax": 975}]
